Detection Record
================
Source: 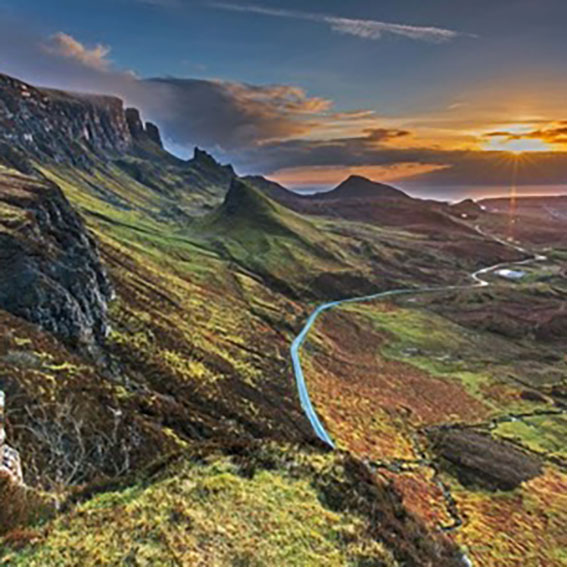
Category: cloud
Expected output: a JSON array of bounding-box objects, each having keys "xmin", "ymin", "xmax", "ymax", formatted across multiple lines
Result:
[
  {"xmin": 363, "ymin": 128, "xmax": 411, "ymax": 142},
  {"xmin": 228, "ymin": 128, "xmax": 449, "ymax": 172},
  {"xmin": 485, "ymin": 122, "xmax": 567, "ymax": 145},
  {"xmin": 229, "ymin": 128, "xmax": 567, "ymax": 195},
  {"xmin": 43, "ymin": 33, "xmax": 112, "ymax": 71},
  {"xmin": 144, "ymin": 77, "xmax": 333, "ymax": 149},
  {"xmin": 209, "ymin": 3, "xmax": 475, "ymax": 43}
]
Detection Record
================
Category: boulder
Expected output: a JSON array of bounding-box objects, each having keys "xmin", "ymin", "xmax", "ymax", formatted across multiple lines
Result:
[{"xmin": 428, "ymin": 428, "xmax": 543, "ymax": 491}]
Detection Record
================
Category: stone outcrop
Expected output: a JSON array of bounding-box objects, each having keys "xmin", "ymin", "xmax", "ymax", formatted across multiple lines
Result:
[
  {"xmin": 0, "ymin": 391, "xmax": 22, "ymax": 484},
  {"xmin": 192, "ymin": 147, "xmax": 218, "ymax": 166},
  {"xmin": 0, "ymin": 73, "xmax": 164, "ymax": 168},
  {"xmin": 0, "ymin": 169, "xmax": 113, "ymax": 349},
  {"xmin": 145, "ymin": 122, "xmax": 162, "ymax": 147},
  {"xmin": 191, "ymin": 147, "xmax": 233, "ymax": 174},
  {"xmin": 0, "ymin": 74, "xmax": 132, "ymax": 164},
  {"xmin": 125, "ymin": 107, "xmax": 145, "ymax": 139},
  {"xmin": 125, "ymin": 108, "xmax": 163, "ymax": 148},
  {"xmin": 188, "ymin": 146, "xmax": 235, "ymax": 187}
]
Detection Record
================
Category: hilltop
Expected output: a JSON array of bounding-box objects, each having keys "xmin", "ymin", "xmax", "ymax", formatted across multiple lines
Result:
[{"xmin": 317, "ymin": 174, "xmax": 411, "ymax": 200}]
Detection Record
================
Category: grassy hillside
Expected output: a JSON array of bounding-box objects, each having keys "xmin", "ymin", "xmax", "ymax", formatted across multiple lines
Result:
[{"xmin": 1, "ymin": 444, "xmax": 464, "ymax": 567}]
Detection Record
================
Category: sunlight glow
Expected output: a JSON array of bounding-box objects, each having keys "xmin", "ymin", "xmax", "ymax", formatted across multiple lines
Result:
[{"xmin": 482, "ymin": 133, "xmax": 552, "ymax": 154}]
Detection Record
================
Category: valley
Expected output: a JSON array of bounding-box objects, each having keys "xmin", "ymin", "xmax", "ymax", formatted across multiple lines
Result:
[{"xmin": 0, "ymin": 72, "xmax": 566, "ymax": 566}]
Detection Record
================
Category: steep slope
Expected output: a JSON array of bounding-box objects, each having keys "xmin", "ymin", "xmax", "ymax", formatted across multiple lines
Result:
[
  {"xmin": 0, "ymin": 74, "xmax": 132, "ymax": 165},
  {"xmin": 207, "ymin": 177, "xmax": 314, "ymax": 237},
  {"xmin": 201, "ymin": 179, "xmax": 350, "ymax": 295}
]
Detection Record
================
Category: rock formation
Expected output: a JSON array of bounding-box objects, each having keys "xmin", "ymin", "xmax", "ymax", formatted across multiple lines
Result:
[
  {"xmin": 145, "ymin": 122, "xmax": 163, "ymax": 148},
  {"xmin": 0, "ymin": 74, "xmax": 131, "ymax": 163},
  {"xmin": 124, "ymin": 107, "xmax": 145, "ymax": 140},
  {"xmin": 125, "ymin": 108, "xmax": 163, "ymax": 148},
  {"xmin": 191, "ymin": 147, "xmax": 235, "ymax": 176},
  {"xmin": 0, "ymin": 169, "xmax": 113, "ymax": 349},
  {"xmin": 429, "ymin": 428, "xmax": 542, "ymax": 491},
  {"xmin": 0, "ymin": 391, "xmax": 22, "ymax": 485},
  {"xmin": 186, "ymin": 147, "xmax": 236, "ymax": 193},
  {"xmin": 0, "ymin": 73, "xmax": 164, "ymax": 168}
]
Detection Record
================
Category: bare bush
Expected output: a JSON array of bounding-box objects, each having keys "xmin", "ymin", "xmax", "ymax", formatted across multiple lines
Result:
[{"xmin": 10, "ymin": 397, "xmax": 142, "ymax": 491}]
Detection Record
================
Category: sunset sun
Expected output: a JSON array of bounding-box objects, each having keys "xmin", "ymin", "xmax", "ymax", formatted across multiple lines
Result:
[
  {"xmin": 484, "ymin": 137, "xmax": 552, "ymax": 153},
  {"xmin": 482, "ymin": 125, "xmax": 553, "ymax": 154}
]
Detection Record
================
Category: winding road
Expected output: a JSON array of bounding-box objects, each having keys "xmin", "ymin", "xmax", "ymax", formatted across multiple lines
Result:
[{"xmin": 291, "ymin": 230, "xmax": 545, "ymax": 449}]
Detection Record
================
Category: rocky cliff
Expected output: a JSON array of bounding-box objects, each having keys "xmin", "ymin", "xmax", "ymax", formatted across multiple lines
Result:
[
  {"xmin": 188, "ymin": 146, "xmax": 235, "ymax": 183},
  {"xmin": 0, "ymin": 168, "xmax": 113, "ymax": 349},
  {"xmin": 0, "ymin": 73, "xmax": 162, "ymax": 167}
]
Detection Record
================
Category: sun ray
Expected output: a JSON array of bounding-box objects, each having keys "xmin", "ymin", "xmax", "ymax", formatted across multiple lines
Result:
[{"xmin": 509, "ymin": 155, "xmax": 519, "ymax": 240}]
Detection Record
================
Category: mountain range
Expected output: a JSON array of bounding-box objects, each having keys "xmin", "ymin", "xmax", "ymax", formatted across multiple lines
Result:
[{"xmin": 0, "ymin": 71, "xmax": 566, "ymax": 567}]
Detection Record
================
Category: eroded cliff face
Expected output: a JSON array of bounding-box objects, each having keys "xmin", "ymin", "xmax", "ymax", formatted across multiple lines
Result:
[
  {"xmin": 0, "ymin": 74, "xmax": 134, "ymax": 164},
  {"xmin": 0, "ymin": 73, "xmax": 167, "ymax": 171},
  {"xmin": 0, "ymin": 168, "xmax": 113, "ymax": 349}
]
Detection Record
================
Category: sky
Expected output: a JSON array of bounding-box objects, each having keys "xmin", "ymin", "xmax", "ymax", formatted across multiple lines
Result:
[{"xmin": 2, "ymin": 0, "xmax": 567, "ymax": 199}]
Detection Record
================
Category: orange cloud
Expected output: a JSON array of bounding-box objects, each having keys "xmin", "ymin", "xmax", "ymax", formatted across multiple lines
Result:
[
  {"xmin": 43, "ymin": 32, "xmax": 112, "ymax": 71},
  {"xmin": 484, "ymin": 121, "xmax": 567, "ymax": 147}
]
